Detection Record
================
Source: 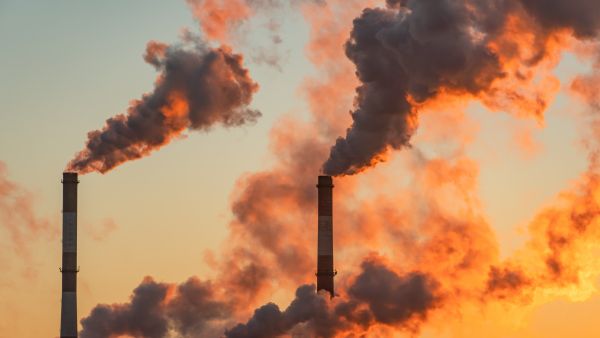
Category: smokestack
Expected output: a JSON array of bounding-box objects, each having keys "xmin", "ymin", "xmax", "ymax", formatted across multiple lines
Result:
[
  {"xmin": 60, "ymin": 172, "xmax": 79, "ymax": 338},
  {"xmin": 316, "ymin": 175, "xmax": 336, "ymax": 297}
]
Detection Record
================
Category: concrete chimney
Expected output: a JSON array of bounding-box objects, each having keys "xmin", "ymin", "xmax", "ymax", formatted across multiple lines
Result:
[
  {"xmin": 316, "ymin": 175, "xmax": 336, "ymax": 297},
  {"xmin": 60, "ymin": 172, "xmax": 79, "ymax": 338}
]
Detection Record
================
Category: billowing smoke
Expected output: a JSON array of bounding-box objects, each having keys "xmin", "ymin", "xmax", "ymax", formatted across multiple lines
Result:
[
  {"xmin": 322, "ymin": 0, "xmax": 505, "ymax": 176},
  {"xmin": 80, "ymin": 277, "xmax": 232, "ymax": 338},
  {"xmin": 67, "ymin": 40, "xmax": 259, "ymax": 174},
  {"xmin": 341, "ymin": 259, "xmax": 438, "ymax": 328},
  {"xmin": 225, "ymin": 285, "xmax": 338, "ymax": 338}
]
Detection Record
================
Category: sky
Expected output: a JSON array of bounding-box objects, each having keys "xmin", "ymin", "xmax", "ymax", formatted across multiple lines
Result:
[{"xmin": 0, "ymin": 0, "xmax": 599, "ymax": 337}]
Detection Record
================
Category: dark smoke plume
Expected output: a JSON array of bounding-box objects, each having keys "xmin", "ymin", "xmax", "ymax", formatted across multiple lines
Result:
[
  {"xmin": 225, "ymin": 285, "xmax": 340, "ymax": 338},
  {"xmin": 226, "ymin": 259, "xmax": 439, "ymax": 337},
  {"xmin": 343, "ymin": 259, "xmax": 439, "ymax": 327},
  {"xmin": 322, "ymin": 0, "xmax": 504, "ymax": 176},
  {"xmin": 80, "ymin": 278, "xmax": 170, "ymax": 338},
  {"xmin": 67, "ymin": 40, "xmax": 260, "ymax": 174},
  {"xmin": 80, "ymin": 277, "xmax": 232, "ymax": 338}
]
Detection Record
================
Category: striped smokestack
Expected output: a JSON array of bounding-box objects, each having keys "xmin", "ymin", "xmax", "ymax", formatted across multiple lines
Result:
[
  {"xmin": 316, "ymin": 175, "xmax": 336, "ymax": 297},
  {"xmin": 60, "ymin": 172, "xmax": 79, "ymax": 338}
]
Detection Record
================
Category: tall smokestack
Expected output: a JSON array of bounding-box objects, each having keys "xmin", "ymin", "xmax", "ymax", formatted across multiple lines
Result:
[
  {"xmin": 60, "ymin": 172, "xmax": 79, "ymax": 338},
  {"xmin": 316, "ymin": 175, "xmax": 336, "ymax": 297}
]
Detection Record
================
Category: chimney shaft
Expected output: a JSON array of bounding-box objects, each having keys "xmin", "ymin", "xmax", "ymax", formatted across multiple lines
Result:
[
  {"xmin": 316, "ymin": 175, "xmax": 335, "ymax": 297},
  {"xmin": 60, "ymin": 172, "xmax": 79, "ymax": 338}
]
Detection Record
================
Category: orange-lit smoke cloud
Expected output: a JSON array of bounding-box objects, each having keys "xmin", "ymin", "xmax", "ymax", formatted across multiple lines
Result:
[
  {"xmin": 482, "ymin": 167, "xmax": 600, "ymax": 311},
  {"xmin": 187, "ymin": 0, "xmax": 252, "ymax": 44},
  {"xmin": 67, "ymin": 41, "xmax": 260, "ymax": 175}
]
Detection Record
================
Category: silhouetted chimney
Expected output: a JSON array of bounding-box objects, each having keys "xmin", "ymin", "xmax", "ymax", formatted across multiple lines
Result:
[
  {"xmin": 316, "ymin": 175, "xmax": 336, "ymax": 297},
  {"xmin": 60, "ymin": 172, "xmax": 79, "ymax": 338}
]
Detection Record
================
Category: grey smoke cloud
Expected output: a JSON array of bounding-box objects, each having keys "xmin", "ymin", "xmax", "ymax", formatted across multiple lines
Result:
[
  {"xmin": 225, "ymin": 285, "xmax": 338, "ymax": 338},
  {"xmin": 80, "ymin": 278, "xmax": 170, "ymax": 338},
  {"xmin": 80, "ymin": 277, "xmax": 232, "ymax": 338},
  {"xmin": 344, "ymin": 260, "xmax": 439, "ymax": 326}
]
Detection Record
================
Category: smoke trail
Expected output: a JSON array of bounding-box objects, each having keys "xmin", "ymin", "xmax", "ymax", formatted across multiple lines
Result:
[
  {"xmin": 0, "ymin": 161, "xmax": 54, "ymax": 259},
  {"xmin": 67, "ymin": 40, "xmax": 260, "ymax": 174}
]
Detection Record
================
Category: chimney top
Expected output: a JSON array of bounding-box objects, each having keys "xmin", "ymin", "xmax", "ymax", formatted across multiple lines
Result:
[
  {"xmin": 62, "ymin": 172, "xmax": 79, "ymax": 184},
  {"xmin": 317, "ymin": 175, "xmax": 333, "ymax": 188}
]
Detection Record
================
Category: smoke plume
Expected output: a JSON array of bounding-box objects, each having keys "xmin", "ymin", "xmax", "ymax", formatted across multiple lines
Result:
[
  {"xmin": 67, "ymin": 40, "xmax": 259, "ymax": 174},
  {"xmin": 80, "ymin": 277, "xmax": 232, "ymax": 338},
  {"xmin": 322, "ymin": 1, "xmax": 505, "ymax": 176}
]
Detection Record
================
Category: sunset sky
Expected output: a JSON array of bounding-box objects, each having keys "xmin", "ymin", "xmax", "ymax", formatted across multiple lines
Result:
[{"xmin": 1, "ymin": 0, "xmax": 600, "ymax": 337}]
